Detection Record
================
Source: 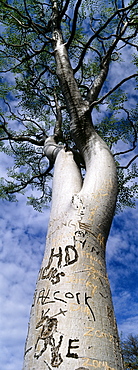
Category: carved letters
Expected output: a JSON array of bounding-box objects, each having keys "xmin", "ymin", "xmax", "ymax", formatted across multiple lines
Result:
[
  {"xmin": 32, "ymin": 225, "xmax": 110, "ymax": 368},
  {"xmin": 37, "ymin": 288, "xmax": 95, "ymax": 320},
  {"xmin": 34, "ymin": 310, "xmax": 63, "ymax": 366},
  {"xmin": 66, "ymin": 339, "xmax": 79, "ymax": 358},
  {"xmin": 39, "ymin": 243, "xmax": 78, "ymax": 285}
]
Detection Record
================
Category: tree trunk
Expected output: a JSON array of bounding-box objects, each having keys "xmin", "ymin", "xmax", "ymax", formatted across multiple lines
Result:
[
  {"xmin": 23, "ymin": 131, "xmax": 124, "ymax": 370},
  {"xmin": 23, "ymin": 6, "xmax": 124, "ymax": 368}
]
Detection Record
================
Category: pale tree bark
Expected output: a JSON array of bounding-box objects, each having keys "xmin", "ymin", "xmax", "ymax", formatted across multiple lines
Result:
[
  {"xmin": 23, "ymin": 3, "xmax": 124, "ymax": 369},
  {"xmin": 23, "ymin": 132, "xmax": 123, "ymax": 370}
]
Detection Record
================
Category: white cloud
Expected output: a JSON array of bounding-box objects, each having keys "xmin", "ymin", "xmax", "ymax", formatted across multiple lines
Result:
[
  {"xmin": 0, "ymin": 195, "xmax": 137, "ymax": 369},
  {"xmin": 0, "ymin": 136, "xmax": 137, "ymax": 370},
  {"xmin": 0, "ymin": 11, "xmax": 137, "ymax": 370},
  {"xmin": 119, "ymin": 316, "xmax": 138, "ymax": 338},
  {"xmin": 0, "ymin": 196, "xmax": 50, "ymax": 370},
  {"xmin": 106, "ymin": 205, "xmax": 138, "ymax": 341}
]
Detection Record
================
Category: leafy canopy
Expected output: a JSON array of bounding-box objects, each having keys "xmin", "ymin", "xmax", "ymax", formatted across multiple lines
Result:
[
  {"xmin": 121, "ymin": 334, "xmax": 138, "ymax": 369},
  {"xmin": 0, "ymin": 0, "xmax": 137, "ymax": 211}
]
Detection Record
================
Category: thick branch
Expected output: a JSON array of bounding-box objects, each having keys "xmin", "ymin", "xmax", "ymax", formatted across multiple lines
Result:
[
  {"xmin": 0, "ymin": 120, "xmax": 45, "ymax": 146},
  {"xmin": 66, "ymin": 0, "xmax": 83, "ymax": 49},
  {"xmin": 87, "ymin": 20, "xmax": 131, "ymax": 106},
  {"xmin": 43, "ymin": 136, "xmax": 64, "ymax": 163},
  {"xmin": 87, "ymin": 62, "xmax": 109, "ymax": 106},
  {"xmin": 50, "ymin": 1, "xmax": 86, "ymax": 118},
  {"xmin": 53, "ymin": 29, "xmax": 89, "ymax": 122},
  {"xmin": 53, "ymin": 93, "xmax": 63, "ymax": 141},
  {"xmin": 60, "ymin": 0, "xmax": 70, "ymax": 19},
  {"xmin": 0, "ymin": 134, "xmax": 45, "ymax": 146}
]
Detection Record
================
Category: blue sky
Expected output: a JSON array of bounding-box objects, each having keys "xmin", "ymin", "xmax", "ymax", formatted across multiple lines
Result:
[
  {"xmin": 0, "ymin": 71, "xmax": 138, "ymax": 370},
  {"xmin": 0, "ymin": 6, "xmax": 138, "ymax": 368}
]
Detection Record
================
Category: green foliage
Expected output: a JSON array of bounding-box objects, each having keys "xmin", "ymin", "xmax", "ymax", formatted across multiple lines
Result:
[
  {"xmin": 0, "ymin": 0, "xmax": 137, "ymax": 210},
  {"xmin": 117, "ymin": 164, "xmax": 138, "ymax": 212},
  {"xmin": 121, "ymin": 335, "xmax": 138, "ymax": 369}
]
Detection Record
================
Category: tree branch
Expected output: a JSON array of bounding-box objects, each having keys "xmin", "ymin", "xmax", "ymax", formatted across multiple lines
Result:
[
  {"xmin": 0, "ymin": 133, "xmax": 45, "ymax": 146},
  {"xmin": 118, "ymin": 154, "xmax": 138, "ymax": 169},
  {"xmin": 73, "ymin": 0, "xmax": 137, "ymax": 74},
  {"xmin": 66, "ymin": 0, "xmax": 83, "ymax": 49},
  {"xmin": 2, "ymin": 1, "xmax": 51, "ymax": 33},
  {"xmin": 60, "ymin": 0, "xmax": 70, "ymax": 19},
  {"xmin": 53, "ymin": 92, "xmax": 63, "ymax": 141},
  {"xmin": 0, "ymin": 114, "xmax": 46, "ymax": 146},
  {"xmin": 87, "ymin": 19, "xmax": 131, "ymax": 105},
  {"xmin": 90, "ymin": 73, "xmax": 138, "ymax": 108},
  {"xmin": 2, "ymin": 100, "xmax": 47, "ymax": 136},
  {"xmin": 113, "ymin": 108, "xmax": 137, "ymax": 158},
  {"xmin": 2, "ymin": 2, "xmax": 30, "ymax": 22},
  {"xmin": 0, "ymin": 40, "xmax": 52, "ymax": 74},
  {"xmin": 33, "ymin": 65, "xmax": 55, "ymax": 87},
  {"xmin": 3, "ymin": 165, "xmax": 53, "ymax": 195},
  {"xmin": 0, "ymin": 35, "xmax": 28, "ymax": 49}
]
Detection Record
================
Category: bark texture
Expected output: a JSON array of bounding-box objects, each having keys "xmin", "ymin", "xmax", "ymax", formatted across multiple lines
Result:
[
  {"xmin": 23, "ymin": 132, "xmax": 124, "ymax": 370},
  {"xmin": 23, "ymin": 6, "xmax": 124, "ymax": 369}
]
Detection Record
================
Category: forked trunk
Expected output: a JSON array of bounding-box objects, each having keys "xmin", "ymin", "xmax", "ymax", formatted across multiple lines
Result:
[
  {"xmin": 23, "ymin": 7, "xmax": 124, "ymax": 368},
  {"xmin": 23, "ymin": 129, "xmax": 124, "ymax": 369}
]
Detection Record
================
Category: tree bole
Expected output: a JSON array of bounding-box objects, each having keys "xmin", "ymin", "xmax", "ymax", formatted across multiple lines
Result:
[{"xmin": 23, "ymin": 137, "xmax": 124, "ymax": 369}]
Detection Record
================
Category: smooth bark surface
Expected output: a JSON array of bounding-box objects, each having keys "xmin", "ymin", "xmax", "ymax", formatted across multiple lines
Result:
[
  {"xmin": 23, "ymin": 131, "xmax": 124, "ymax": 370},
  {"xmin": 23, "ymin": 3, "xmax": 124, "ymax": 368}
]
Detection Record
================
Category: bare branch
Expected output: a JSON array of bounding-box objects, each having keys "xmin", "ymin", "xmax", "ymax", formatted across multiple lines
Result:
[
  {"xmin": 73, "ymin": 0, "xmax": 137, "ymax": 73},
  {"xmin": 118, "ymin": 154, "xmax": 138, "ymax": 169},
  {"xmin": 53, "ymin": 92, "xmax": 63, "ymax": 141},
  {"xmin": 23, "ymin": 0, "xmax": 32, "ymax": 22},
  {"xmin": 3, "ymin": 100, "xmax": 46, "ymax": 136},
  {"xmin": 0, "ymin": 35, "xmax": 28, "ymax": 49},
  {"xmin": 75, "ymin": 38, "xmax": 102, "ymax": 61},
  {"xmin": 66, "ymin": 0, "xmax": 83, "ymax": 49},
  {"xmin": 87, "ymin": 19, "xmax": 131, "ymax": 105},
  {"xmin": 60, "ymin": 0, "xmax": 70, "ymax": 18},
  {"xmin": 0, "ymin": 114, "xmax": 46, "ymax": 146},
  {"xmin": 90, "ymin": 73, "xmax": 138, "ymax": 108},
  {"xmin": 33, "ymin": 66, "xmax": 55, "ymax": 87},
  {"xmin": 0, "ymin": 133, "xmax": 45, "ymax": 146},
  {"xmin": 113, "ymin": 108, "xmax": 137, "ymax": 158},
  {"xmin": 8, "ymin": 13, "xmax": 29, "ymax": 28},
  {"xmin": 0, "ymin": 40, "xmax": 53, "ymax": 74}
]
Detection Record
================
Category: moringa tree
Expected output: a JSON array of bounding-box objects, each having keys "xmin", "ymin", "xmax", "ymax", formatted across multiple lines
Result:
[{"xmin": 0, "ymin": 0, "xmax": 138, "ymax": 369}]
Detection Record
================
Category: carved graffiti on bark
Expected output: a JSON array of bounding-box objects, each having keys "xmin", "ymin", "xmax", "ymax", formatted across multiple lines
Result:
[
  {"xmin": 66, "ymin": 339, "xmax": 79, "ymax": 358},
  {"xmin": 37, "ymin": 288, "xmax": 96, "ymax": 320},
  {"xmin": 34, "ymin": 311, "xmax": 63, "ymax": 367},
  {"xmin": 39, "ymin": 243, "xmax": 78, "ymax": 284}
]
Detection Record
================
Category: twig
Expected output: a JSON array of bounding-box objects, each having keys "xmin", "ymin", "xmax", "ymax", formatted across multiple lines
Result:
[
  {"xmin": 90, "ymin": 73, "xmax": 138, "ymax": 108},
  {"xmin": 118, "ymin": 154, "xmax": 138, "ymax": 169}
]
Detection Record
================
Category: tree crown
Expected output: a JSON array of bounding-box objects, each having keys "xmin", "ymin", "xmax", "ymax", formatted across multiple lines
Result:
[{"xmin": 0, "ymin": 0, "xmax": 137, "ymax": 211}]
